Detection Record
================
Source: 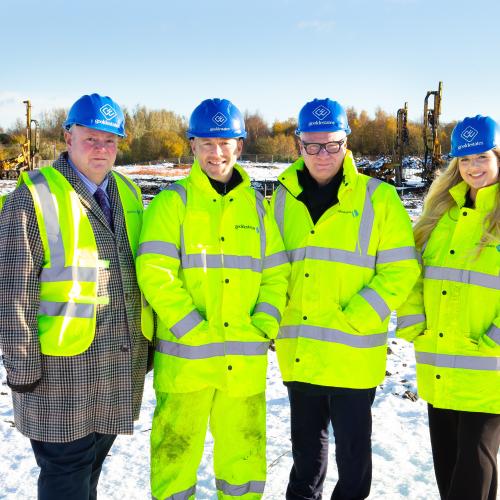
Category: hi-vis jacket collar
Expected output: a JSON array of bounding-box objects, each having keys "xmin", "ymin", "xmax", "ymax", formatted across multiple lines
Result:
[
  {"xmin": 190, "ymin": 159, "xmax": 251, "ymax": 194},
  {"xmin": 449, "ymin": 180, "xmax": 498, "ymax": 212},
  {"xmin": 278, "ymin": 150, "xmax": 358, "ymax": 199}
]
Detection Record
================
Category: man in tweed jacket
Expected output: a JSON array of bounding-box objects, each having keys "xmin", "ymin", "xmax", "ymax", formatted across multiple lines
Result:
[{"xmin": 0, "ymin": 94, "xmax": 151, "ymax": 499}]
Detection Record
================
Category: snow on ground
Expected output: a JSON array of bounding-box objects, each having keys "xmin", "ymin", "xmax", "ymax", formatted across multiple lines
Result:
[{"xmin": 0, "ymin": 322, "xmax": 439, "ymax": 499}]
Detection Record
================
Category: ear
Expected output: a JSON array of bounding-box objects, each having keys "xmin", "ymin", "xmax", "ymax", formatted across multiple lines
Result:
[
  {"xmin": 64, "ymin": 130, "xmax": 72, "ymax": 149},
  {"xmin": 236, "ymin": 138, "xmax": 244, "ymax": 156},
  {"xmin": 190, "ymin": 138, "xmax": 196, "ymax": 155}
]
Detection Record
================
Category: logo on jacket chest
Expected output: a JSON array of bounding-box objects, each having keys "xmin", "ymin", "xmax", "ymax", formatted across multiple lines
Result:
[{"xmin": 234, "ymin": 224, "xmax": 259, "ymax": 233}]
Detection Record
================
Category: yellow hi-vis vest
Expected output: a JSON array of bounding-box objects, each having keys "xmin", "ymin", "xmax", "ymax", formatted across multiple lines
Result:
[{"xmin": 21, "ymin": 166, "xmax": 153, "ymax": 356}]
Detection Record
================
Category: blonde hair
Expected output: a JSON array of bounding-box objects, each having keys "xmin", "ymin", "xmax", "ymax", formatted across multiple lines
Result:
[{"xmin": 414, "ymin": 148, "xmax": 500, "ymax": 253}]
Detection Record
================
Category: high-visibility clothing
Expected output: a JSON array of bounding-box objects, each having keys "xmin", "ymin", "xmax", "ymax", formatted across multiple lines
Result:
[
  {"xmin": 19, "ymin": 166, "xmax": 153, "ymax": 355},
  {"xmin": 397, "ymin": 181, "xmax": 500, "ymax": 413},
  {"xmin": 136, "ymin": 161, "xmax": 290, "ymax": 396},
  {"xmin": 0, "ymin": 194, "xmax": 5, "ymax": 212},
  {"xmin": 150, "ymin": 389, "xmax": 266, "ymax": 500},
  {"xmin": 272, "ymin": 151, "xmax": 420, "ymax": 388}
]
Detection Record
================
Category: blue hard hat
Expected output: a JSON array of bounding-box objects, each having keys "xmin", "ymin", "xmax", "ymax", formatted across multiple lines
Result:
[
  {"xmin": 63, "ymin": 93, "xmax": 126, "ymax": 137},
  {"xmin": 296, "ymin": 98, "xmax": 351, "ymax": 135},
  {"xmin": 187, "ymin": 98, "xmax": 247, "ymax": 139},
  {"xmin": 450, "ymin": 115, "xmax": 500, "ymax": 157}
]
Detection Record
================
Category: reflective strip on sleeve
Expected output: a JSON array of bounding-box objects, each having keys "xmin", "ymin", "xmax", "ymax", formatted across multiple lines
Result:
[
  {"xmin": 39, "ymin": 301, "xmax": 95, "ymax": 319},
  {"xmin": 254, "ymin": 302, "xmax": 281, "ymax": 323},
  {"xmin": 278, "ymin": 325, "xmax": 387, "ymax": 348},
  {"xmin": 167, "ymin": 183, "xmax": 187, "ymax": 205},
  {"xmin": 156, "ymin": 340, "xmax": 268, "ymax": 358},
  {"xmin": 486, "ymin": 325, "xmax": 500, "ymax": 345},
  {"xmin": 264, "ymin": 251, "xmax": 289, "ymax": 269},
  {"xmin": 416, "ymin": 351, "xmax": 500, "ymax": 371},
  {"xmin": 397, "ymin": 314, "xmax": 426, "ymax": 329},
  {"xmin": 274, "ymin": 185, "xmax": 286, "ymax": 239},
  {"xmin": 377, "ymin": 246, "xmax": 418, "ymax": 264},
  {"xmin": 170, "ymin": 310, "xmax": 204, "ymax": 339},
  {"xmin": 424, "ymin": 266, "xmax": 500, "ymax": 290},
  {"xmin": 255, "ymin": 191, "xmax": 266, "ymax": 267},
  {"xmin": 137, "ymin": 241, "xmax": 180, "ymax": 259},
  {"xmin": 288, "ymin": 247, "xmax": 376, "ymax": 269},
  {"xmin": 358, "ymin": 287, "xmax": 391, "ymax": 321},
  {"xmin": 215, "ymin": 479, "xmax": 266, "ymax": 496},
  {"xmin": 113, "ymin": 171, "xmax": 139, "ymax": 200}
]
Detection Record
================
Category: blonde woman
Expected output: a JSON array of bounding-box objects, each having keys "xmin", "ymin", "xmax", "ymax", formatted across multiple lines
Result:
[{"xmin": 397, "ymin": 115, "xmax": 500, "ymax": 500}]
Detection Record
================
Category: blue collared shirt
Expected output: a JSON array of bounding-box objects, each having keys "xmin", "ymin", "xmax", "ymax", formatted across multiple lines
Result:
[{"xmin": 68, "ymin": 156, "xmax": 111, "ymax": 210}]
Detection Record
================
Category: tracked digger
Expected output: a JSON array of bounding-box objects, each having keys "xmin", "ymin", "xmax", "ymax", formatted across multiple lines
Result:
[{"xmin": 0, "ymin": 100, "xmax": 40, "ymax": 179}]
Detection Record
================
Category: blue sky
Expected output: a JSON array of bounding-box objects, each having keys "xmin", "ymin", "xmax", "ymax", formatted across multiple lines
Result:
[{"xmin": 1, "ymin": 0, "xmax": 499, "ymax": 129}]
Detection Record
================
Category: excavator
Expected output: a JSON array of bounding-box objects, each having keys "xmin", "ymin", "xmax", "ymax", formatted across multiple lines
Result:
[{"xmin": 0, "ymin": 100, "xmax": 40, "ymax": 179}]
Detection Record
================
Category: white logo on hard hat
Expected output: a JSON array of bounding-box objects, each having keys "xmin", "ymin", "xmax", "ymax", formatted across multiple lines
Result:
[
  {"xmin": 461, "ymin": 126, "xmax": 478, "ymax": 143},
  {"xmin": 212, "ymin": 112, "xmax": 228, "ymax": 126},
  {"xmin": 312, "ymin": 105, "xmax": 331, "ymax": 121},
  {"xmin": 100, "ymin": 104, "xmax": 117, "ymax": 121}
]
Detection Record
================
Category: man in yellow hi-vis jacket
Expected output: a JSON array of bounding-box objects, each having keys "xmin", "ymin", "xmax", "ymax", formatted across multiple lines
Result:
[
  {"xmin": 137, "ymin": 98, "xmax": 290, "ymax": 499},
  {"xmin": 271, "ymin": 98, "xmax": 420, "ymax": 500}
]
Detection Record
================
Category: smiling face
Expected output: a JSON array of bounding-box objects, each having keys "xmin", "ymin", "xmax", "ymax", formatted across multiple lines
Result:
[
  {"xmin": 64, "ymin": 126, "xmax": 119, "ymax": 185},
  {"xmin": 299, "ymin": 131, "xmax": 347, "ymax": 186},
  {"xmin": 458, "ymin": 149, "xmax": 499, "ymax": 201},
  {"xmin": 190, "ymin": 137, "xmax": 243, "ymax": 183}
]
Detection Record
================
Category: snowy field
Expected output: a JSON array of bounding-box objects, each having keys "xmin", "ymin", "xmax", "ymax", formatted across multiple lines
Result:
[{"xmin": 0, "ymin": 162, "xmax": 495, "ymax": 499}]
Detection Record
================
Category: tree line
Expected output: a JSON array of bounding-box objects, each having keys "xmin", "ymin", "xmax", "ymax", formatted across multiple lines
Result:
[{"xmin": 0, "ymin": 105, "xmax": 456, "ymax": 165}]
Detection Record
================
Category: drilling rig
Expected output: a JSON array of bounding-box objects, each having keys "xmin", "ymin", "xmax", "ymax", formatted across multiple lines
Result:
[
  {"xmin": 0, "ymin": 100, "xmax": 40, "ymax": 179},
  {"xmin": 393, "ymin": 102, "xmax": 409, "ymax": 187},
  {"xmin": 422, "ymin": 81, "xmax": 443, "ymax": 182}
]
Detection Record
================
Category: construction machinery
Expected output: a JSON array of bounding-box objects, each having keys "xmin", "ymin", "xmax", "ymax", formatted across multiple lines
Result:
[
  {"xmin": 422, "ymin": 81, "xmax": 443, "ymax": 181},
  {"xmin": 0, "ymin": 100, "xmax": 40, "ymax": 179},
  {"xmin": 394, "ymin": 102, "xmax": 409, "ymax": 186}
]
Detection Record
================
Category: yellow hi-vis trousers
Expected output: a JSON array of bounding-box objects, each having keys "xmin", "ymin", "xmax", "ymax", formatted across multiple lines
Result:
[{"xmin": 150, "ymin": 388, "xmax": 266, "ymax": 500}]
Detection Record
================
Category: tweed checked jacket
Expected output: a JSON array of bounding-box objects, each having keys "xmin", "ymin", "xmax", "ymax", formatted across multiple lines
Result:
[{"xmin": 0, "ymin": 153, "xmax": 149, "ymax": 442}]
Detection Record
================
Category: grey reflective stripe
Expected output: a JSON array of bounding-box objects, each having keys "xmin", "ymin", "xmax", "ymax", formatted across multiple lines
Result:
[
  {"xmin": 264, "ymin": 251, "xmax": 289, "ymax": 269},
  {"xmin": 137, "ymin": 240, "xmax": 179, "ymax": 259},
  {"xmin": 377, "ymin": 246, "xmax": 418, "ymax": 264},
  {"xmin": 167, "ymin": 183, "xmax": 187, "ymax": 205},
  {"xmin": 359, "ymin": 287, "xmax": 391, "ymax": 321},
  {"xmin": 357, "ymin": 178, "xmax": 381, "ymax": 255},
  {"xmin": 40, "ymin": 266, "xmax": 97, "ymax": 282},
  {"xmin": 274, "ymin": 185, "xmax": 286, "ymax": 239},
  {"xmin": 397, "ymin": 314, "xmax": 426, "ymax": 329},
  {"xmin": 113, "ymin": 171, "xmax": 139, "ymax": 200},
  {"xmin": 486, "ymin": 325, "xmax": 500, "ymax": 345},
  {"xmin": 28, "ymin": 171, "xmax": 66, "ymax": 268},
  {"xmin": 424, "ymin": 266, "xmax": 500, "ymax": 290},
  {"xmin": 156, "ymin": 339, "xmax": 268, "ymax": 358},
  {"xmin": 170, "ymin": 310, "xmax": 204, "ymax": 339},
  {"xmin": 216, "ymin": 478, "xmax": 266, "ymax": 496},
  {"xmin": 255, "ymin": 191, "xmax": 266, "ymax": 268},
  {"xmin": 288, "ymin": 247, "xmax": 376, "ymax": 268},
  {"xmin": 416, "ymin": 351, "xmax": 500, "ymax": 371},
  {"xmin": 39, "ymin": 301, "xmax": 95, "ymax": 319},
  {"xmin": 182, "ymin": 253, "xmax": 261, "ymax": 271},
  {"xmin": 254, "ymin": 302, "xmax": 281, "ymax": 323},
  {"xmin": 278, "ymin": 325, "xmax": 387, "ymax": 348},
  {"xmin": 152, "ymin": 485, "xmax": 196, "ymax": 500}
]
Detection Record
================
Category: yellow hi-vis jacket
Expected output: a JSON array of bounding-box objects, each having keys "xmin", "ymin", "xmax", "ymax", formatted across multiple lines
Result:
[
  {"xmin": 397, "ymin": 182, "xmax": 500, "ymax": 413},
  {"xmin": 20, "ymin": 166, "xmax": 153, "ymax": 355},
  {"xmin": 136, "ymin": 161, "xmax": 290, "ymax": 397},
  {"xmin": 272, "ymin": 151, "xmax": 420, "ymax": 388}
]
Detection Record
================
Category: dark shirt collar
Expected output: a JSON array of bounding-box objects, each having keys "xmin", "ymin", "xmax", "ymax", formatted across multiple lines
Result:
[{"xmin": 207, "ymin": 168, "xmax": 243, "ymax": 195}]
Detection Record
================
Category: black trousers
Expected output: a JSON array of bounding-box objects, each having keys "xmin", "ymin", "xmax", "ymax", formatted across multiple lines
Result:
[
  {"xmin": 286, "ymin": 386, "xmax": 376, "ymax": 500},
  {"xmin": 428, "ymin": 404, "xmax": 500, "ymax": 500},
  {"xmin": 30, "ymin": 432, "xmax": 116, "ymax": 500}
]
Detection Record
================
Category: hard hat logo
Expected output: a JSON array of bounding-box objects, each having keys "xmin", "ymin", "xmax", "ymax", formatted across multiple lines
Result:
[
  {"xmin": 312, "ymin": 105, "xmax": 331, "ymax": 121},
  {"xmin": 212, "ymin": 112, "xmax": 228, "ymax": 127},
  {"xmin": 100, "ymin": 104, "xmax": 118, "ymax": 121},
  {"xmin": 460, "ymin": 126, "xmax": 479, "ymax": 143}
]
